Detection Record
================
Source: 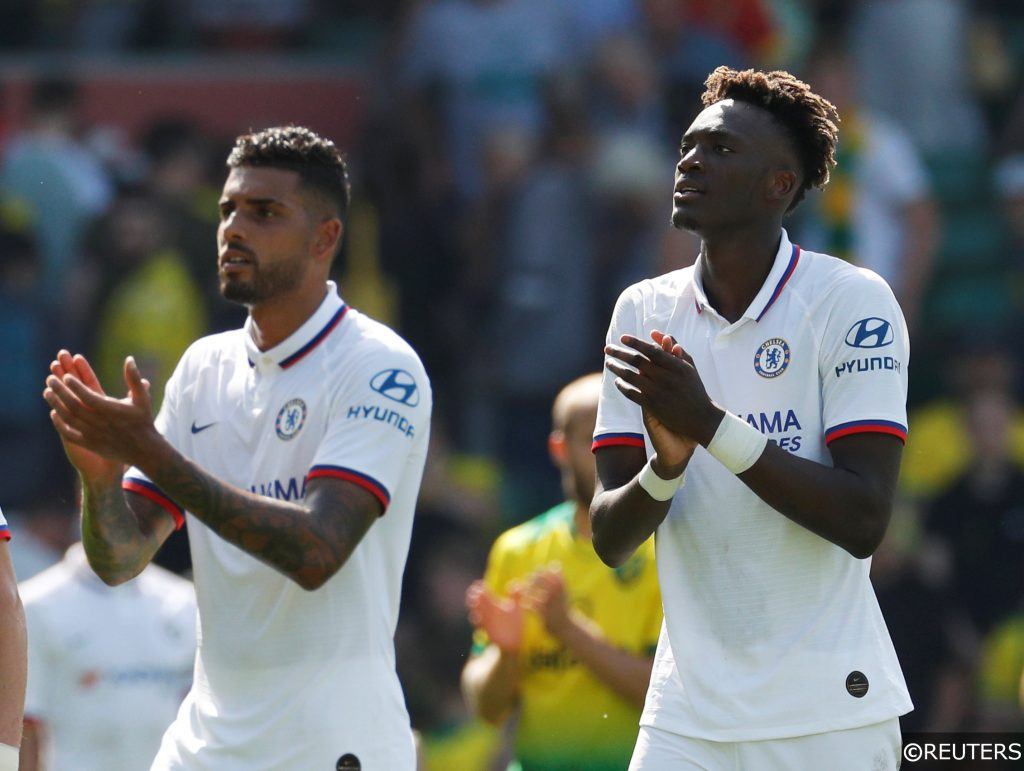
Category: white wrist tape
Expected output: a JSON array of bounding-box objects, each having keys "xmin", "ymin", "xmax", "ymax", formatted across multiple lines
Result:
[
  {"xmin": 0, "ymin": 742, "xmax": 18, "ymax": 771},
  {"xmin": 637, "ymin": 459, "xmax": 685, "ymax": 501},
  {"xmin": 707, "ymin": 411, "xmax": 768, "ymax": 474}
]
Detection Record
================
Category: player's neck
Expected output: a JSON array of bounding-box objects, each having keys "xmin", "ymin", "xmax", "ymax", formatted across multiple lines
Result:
[
  {"xmin": 699, "ymin": 222, "xmax": 782, "ymax": 323},
  {"xmin": 248, "ymin": 282, "xmax": 329, "ymax": 351}
]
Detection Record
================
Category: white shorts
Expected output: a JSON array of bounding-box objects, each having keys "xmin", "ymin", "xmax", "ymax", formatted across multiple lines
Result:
[{"xmin": 629, "ymin": 718, "xmax": 902, "ymax": 771}]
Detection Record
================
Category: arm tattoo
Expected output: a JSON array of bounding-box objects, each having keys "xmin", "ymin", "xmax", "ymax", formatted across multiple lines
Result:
[
  {"xmin": 145, "ymin": 449, "xmax": 378, "ymax": 589},
  {"xmin": 81, "ymin": 478, "xmax": 173, "ymax": 584}
]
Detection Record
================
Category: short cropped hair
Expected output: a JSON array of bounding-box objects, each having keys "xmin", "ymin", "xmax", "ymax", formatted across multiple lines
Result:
[
  {"xmin": 702, "ymin": 67, "xmax": 839, "ymax": 210},
  {"xmin": 227, "ymin": 125, "xmax": 351, "ymax": 220}
]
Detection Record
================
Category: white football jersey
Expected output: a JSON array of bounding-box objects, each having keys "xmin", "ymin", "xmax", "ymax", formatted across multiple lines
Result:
[
  {"xmin": 125, "ymin": 283, "xmax": 431, "ymax": 770},
  {"xmin": 19, "ymin": 544, "xmax": 196, "ymax": 771},
  {"xmin": 595, "ymin": 230, "xmax": 912, "ymax": 741}
]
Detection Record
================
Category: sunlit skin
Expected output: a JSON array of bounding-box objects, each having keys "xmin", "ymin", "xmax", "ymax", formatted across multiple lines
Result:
[
  {"xmin": 217, "ymin": 165, "xmax": 343, "ymax": 350},
  {"xmin": 591, "ymin": 91, "xmax": 905, "ymax": 567},
  {"xmin": 671, "ymin": 99, "xmax": 800, "ymax": 323},
  {"xmin": 40, "ymin": 157, "xmax": 377, "ymax": 594}
]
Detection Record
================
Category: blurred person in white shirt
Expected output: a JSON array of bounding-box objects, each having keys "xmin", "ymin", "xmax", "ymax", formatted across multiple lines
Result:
[{"xmin": 18, "ymin": 543, "xmax": 195, "ymax": 771}]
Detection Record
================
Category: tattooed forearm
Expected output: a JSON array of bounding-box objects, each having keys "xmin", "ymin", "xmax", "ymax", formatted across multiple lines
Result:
[
  {"xmin": 142, "ymin": 445, "xmax": 378, "ymax": 590},
  {"xmin": 81, "ymin": 477, "xmax": 173, "ymax": 585}
]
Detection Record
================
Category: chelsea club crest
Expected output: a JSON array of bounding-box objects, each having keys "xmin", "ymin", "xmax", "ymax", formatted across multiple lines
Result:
[
  {"xmin": 754, "ymin": 338, "xmax": 790, "ymax": 378},
  {"xmin": 275, "ymin": 398, "xmax": 307, "ymax": 440}
]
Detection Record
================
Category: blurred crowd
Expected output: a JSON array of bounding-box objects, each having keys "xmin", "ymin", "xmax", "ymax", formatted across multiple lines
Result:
[{"xmin": 4, "ymin": 0, "xmax": 1024, "ymax": 768}]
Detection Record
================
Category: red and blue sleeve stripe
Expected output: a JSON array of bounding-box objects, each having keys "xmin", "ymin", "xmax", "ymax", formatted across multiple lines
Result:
[
  {"xmin": 122, "ymin": 478, "xmax": 185, "ymax": 530},
  {"xmin": 592, "ymin": 432, "xmax": 646, "ymax": 452},
  {"xmin": 306, "ymin": 465, "xmax": 391, "ymax": 513},
  {"xmin": 0, "ymin": 526, "xmax": 9, "ymax": 541},
  {"xmin": 824, "ymin": 419, "xmax": 908, "ymax": 445}
]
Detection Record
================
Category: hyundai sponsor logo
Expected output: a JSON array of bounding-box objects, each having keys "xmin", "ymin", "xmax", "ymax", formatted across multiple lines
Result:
[
  {"xmin": 845, "ymin": 318, "xmax": 893, "ymax": 348},
  {"xmin": 347, "ymin": 404, "xmax": 416, "ymax": 438},
  {"xmin": 370, "ymin": 369, "xmax": 420, "ymax": 406},
  {"xmin": 834, "ymin": 356, "xmax": 901, "ymax": 378}
]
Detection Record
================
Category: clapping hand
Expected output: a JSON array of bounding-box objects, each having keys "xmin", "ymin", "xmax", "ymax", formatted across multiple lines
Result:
[
  {"xmin": 604, "ymin": 330, "xmax": 708, "ymax": 476},
  {"xmin": 44, "ymin": 352, "xmax": 159, "ymax": 471},
  {"xmin": 466, "ymin": 580, "xmax": 524, "ymax": 655}
]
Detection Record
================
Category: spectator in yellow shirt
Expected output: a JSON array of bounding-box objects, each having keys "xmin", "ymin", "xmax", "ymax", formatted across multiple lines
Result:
[{"xmin": 462, "ymin": 373, "xmax": 662, "ymax": 771}]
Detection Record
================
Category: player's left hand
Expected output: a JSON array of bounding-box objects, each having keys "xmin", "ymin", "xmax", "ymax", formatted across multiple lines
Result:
[
  {"xmin": 605, "ymin": 331, "xmax": 724, "ymax": 446},
  {"xmin": 43, "ymin": 354, "xmax": 161, "ymax": 467},
  {"xmin": 521, "ymin": 566, "xmax": 572, "ymax": 639}
]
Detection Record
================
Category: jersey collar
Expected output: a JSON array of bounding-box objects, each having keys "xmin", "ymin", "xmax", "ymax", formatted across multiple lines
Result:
[
  {"xmin": 244, "ymin": 281, "xmax": 349, "ymax": 373},
  {"xmin": 690, "ymin": 229, "xmax": 800, "ymax": 323}
]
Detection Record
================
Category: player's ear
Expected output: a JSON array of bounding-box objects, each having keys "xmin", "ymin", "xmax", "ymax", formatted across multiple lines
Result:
[
  {"xmin": 548, "ymin": 431, "xmax": 567, "ymax": 465},
  {"xmin": 767, "ymin": 169, "xmax": 798, "ymax": 204},
  {"xmin": 313, "ymin": 217, "xmax": 343, "ymax": 263}
]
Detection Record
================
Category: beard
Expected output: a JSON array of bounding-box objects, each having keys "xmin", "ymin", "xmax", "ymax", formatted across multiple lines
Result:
[{"xmin": 220, "ymin": 253, "xmax": 307, "ymax": 305}]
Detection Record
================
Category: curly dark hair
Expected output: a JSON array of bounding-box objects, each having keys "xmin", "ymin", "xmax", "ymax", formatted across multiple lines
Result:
[
  {"xmin": 701, "ymin": 66, "xmax": 839, "ymax": 211},
  {"xmin": 227, "ymin": 125, "xmax": 351, "ymax": 220}
]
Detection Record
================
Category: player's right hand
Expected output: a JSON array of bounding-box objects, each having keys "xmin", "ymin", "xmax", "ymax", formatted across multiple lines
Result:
[
  {"xmin": 466, "ymin": 580, "xmax": 524, "ymax": 655},
  {"xmin": 644, "ymin": 331, "xmax": 698, "ymax": 476},
  {"xmin": 44, "ymin": 350, "xmax": 122, "ymax": 484}
]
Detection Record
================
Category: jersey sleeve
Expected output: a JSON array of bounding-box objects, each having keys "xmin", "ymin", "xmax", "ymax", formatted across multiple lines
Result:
[
  {"xmin": 0, "ymin": 506, "xmax": 8, "ymax": 541},
  {"xmin": 306, "ymin": 347, "xmax": 431, "ymax": 513},
  {"xmin": 123, "ymin": 355, "xmax": 188, "ymax": 529},
  {"xmin": 593, "ymin": 286, "xmax": 646, "ymax": 452},
  {"xmin": 819, "ymin": 271, "xmax": 909, "ymax": 445}
]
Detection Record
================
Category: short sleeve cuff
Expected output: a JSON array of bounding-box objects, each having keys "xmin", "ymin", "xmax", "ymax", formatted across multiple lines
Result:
[
  {"xmin": 0, "ymin": 528, "xmax": 9, "ymax": 542},
  {"xmin": 824, "ymin": 419, "xmax": 908, "ymax": 445},
  {"xmin": 306, "ymin": 465, "xmax": 391, "ymax": 513},
  {"xmin": 123, "ymin": 478, "xmax": 185, "ymax": 530},
  {"xmin": 592, "ymin": 432, "xmax": 646, "ymax": 453}
]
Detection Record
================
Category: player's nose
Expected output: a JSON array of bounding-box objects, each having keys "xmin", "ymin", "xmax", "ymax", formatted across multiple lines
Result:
[
  {"xmin": 678, "ymin": 148, "xmax": 703, "ymax": 174},
  {"xmin": 219, "ymin": 209, "xmax": 248, "ymax": 243}
]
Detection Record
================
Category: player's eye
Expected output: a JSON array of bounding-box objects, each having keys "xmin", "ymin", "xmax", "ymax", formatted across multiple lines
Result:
[
  {"xmin": 715, "ymin": 145, "xmax": 733, "ymax": 154},
  {"xmin": 257, "ymin": 207, "xmax": 275, "ymax": 219}
]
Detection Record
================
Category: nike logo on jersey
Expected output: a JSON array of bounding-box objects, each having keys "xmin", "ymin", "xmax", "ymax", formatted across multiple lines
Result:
[{"xmin": 190, "ymin": 421, "xmax": 217, "ymax": 434}]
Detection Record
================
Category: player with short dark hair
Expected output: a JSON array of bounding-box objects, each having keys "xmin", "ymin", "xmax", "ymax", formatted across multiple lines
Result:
[
  {"xmin": 591, "ymin": 67, "xmax": 911, "ymax": 768},
  {"xmin": 227, "ymin": 125, "xmax": 352, "ymax": 222},
  {"xmin": 43, "ymin": 125, "xmax": 431, "ymax": 769}
]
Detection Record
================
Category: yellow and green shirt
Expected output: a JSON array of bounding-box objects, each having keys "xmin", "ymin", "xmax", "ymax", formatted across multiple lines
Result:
[{"xmin": 475, "ymin": 502, "xmax": 662, "ymax": 771}]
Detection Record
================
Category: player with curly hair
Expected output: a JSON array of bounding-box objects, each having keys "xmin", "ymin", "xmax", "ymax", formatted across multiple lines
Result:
[
  {"xmin": 43, "ymin": 126, "xmax": 431, "ymax": 769},
  {"xmin": 591, "ymin": 67, "xmax": 912, "ymax": 768}
]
